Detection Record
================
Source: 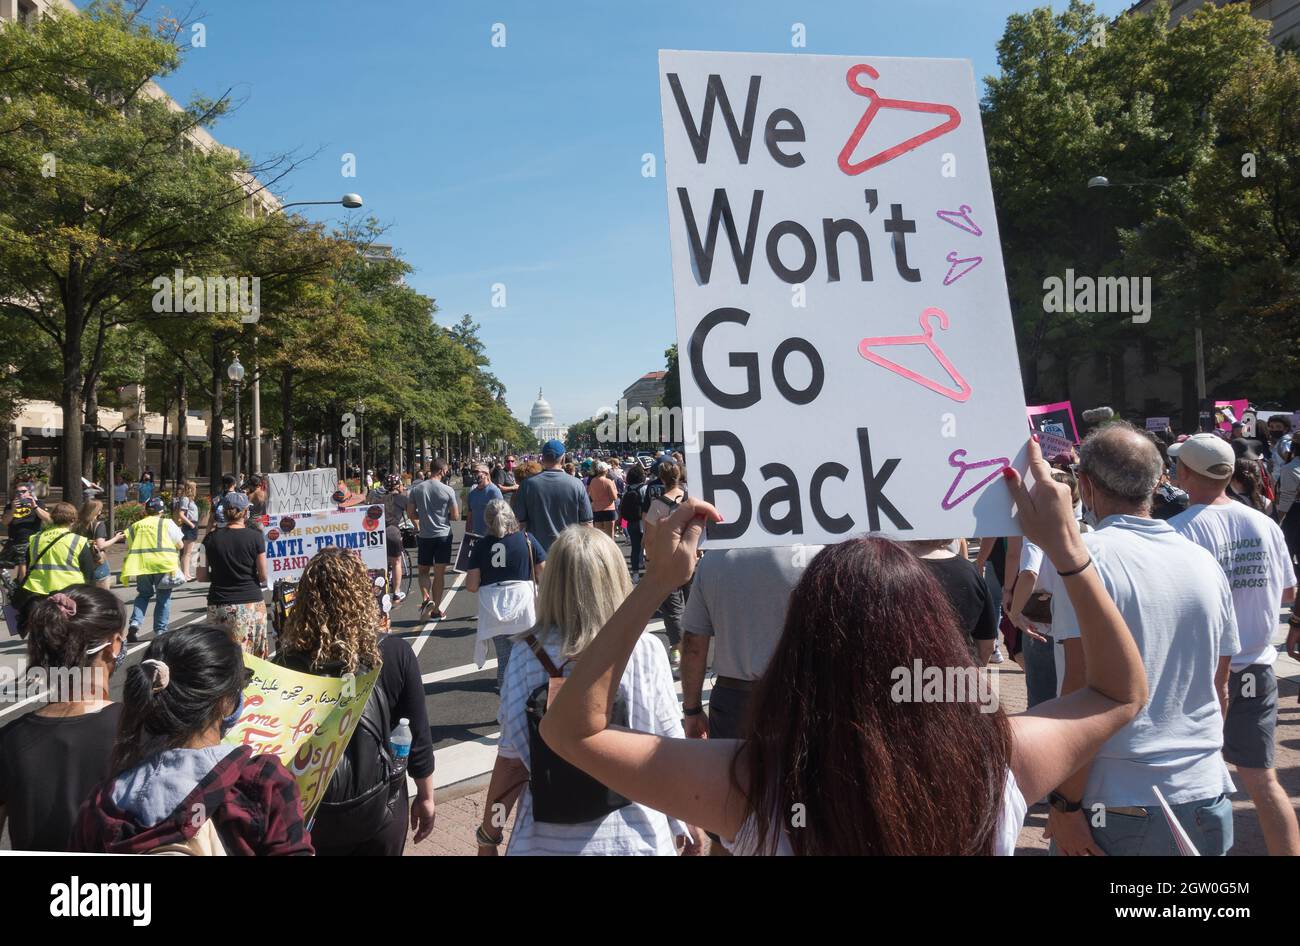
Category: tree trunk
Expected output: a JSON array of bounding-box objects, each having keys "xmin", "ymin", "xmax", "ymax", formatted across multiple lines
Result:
[
  {"xmin": 61, "ymin": 323, "xmax": 85, "ymax": 506},
  {"xmin": 177, "ymin": 373, "xmax": 189, "ymax": 485},
  {"xmin": 208, "ymin": 337, "xmax": 224, "ymax": 493},
  {"xmin": 279, "ymin": 369, "xmax": 295, "ymax": 471}
]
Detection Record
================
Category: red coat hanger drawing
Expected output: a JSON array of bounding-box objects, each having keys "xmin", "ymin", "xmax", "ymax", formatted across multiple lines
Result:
[
  {"xmin": 858, "ymin": 307, "xmax": 972, "ymax": 402},
  {"xmin": 837, "ymin": 64, "xmax": 962, "ymax": 176},
  {"xmin": 941, "ymin": 449, "xmax": 1010, "ymax": 510}
]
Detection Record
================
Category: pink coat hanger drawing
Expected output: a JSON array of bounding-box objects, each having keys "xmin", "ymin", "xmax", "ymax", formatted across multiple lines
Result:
[
  {"xmin": 858, "ymin": 307, "xmax": 972, "ymax": 402},
  {"xmin": 942, "ymin": 251, "xmax": 982, "ymax": 286},
  {"xmin": 837, "ymin": 64, "xmax": 962, "ymax": 176},
  {"xmin": 936, "ymin": 204, "xmax": 982, "ymax": 236},
  {"xmin": 941, "ymin": 449, "xmax": 1010, "ymax": 510}
]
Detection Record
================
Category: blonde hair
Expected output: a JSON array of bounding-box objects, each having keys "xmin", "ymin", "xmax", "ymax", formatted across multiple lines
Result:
[
  {"xmin": 181, "ymin": 481, "xmax": 197, "ymax": 500},
  {"xmin": 279, "ymin": 547, "xmax": 382, "ymax": 674},
  {"xmin": 533, "ymin": 526, "xmax": 631, "ymax": 658},
  {"xmin": 76, "ymin": 499, "xmax": 103, "ymax": 537},
  {"xmin": 485, "ymin": 499, "xmax": 518, "ymax": 538}
]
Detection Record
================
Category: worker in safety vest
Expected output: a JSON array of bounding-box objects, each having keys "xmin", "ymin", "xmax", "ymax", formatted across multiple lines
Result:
[
  {"xmin": 121, "ymin": 497, "xmax": 184, "ymax": 642},
  {"xmin": 17, "ymin": 502, "xmax": 96, "ymax": 635}
]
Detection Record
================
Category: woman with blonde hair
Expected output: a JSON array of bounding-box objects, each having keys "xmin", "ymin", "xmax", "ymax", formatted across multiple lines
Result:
[
  {"xmin": 274, "ymin": 547, "xmax": 435, "ymax": 856},
  {"xmin": 74, "ymin": 499, "xmax": 124, "ymax": 589},
  {"xmin": 466, "ymin": 499, "xmax": 546, "ymax": 693},
  {"xmin": 477, "ymin": 525, "xmax": 698, "ymax": 856},
  {"xmin": 173, "ymin": 481, "xmax": 200, "ymax": 580}
]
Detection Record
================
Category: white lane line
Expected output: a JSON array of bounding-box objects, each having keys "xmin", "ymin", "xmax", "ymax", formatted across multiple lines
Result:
[
  {"xmin": 418, "ymin": 620, "xmax": 668, "ymax": 686},
  {"xmin": 430, "ymin": 677, "xmax": 715, "ymax": 790},
  {"xmin": 424, "ymin": 659, "xmax": 496, "ymax": 685},
  {"xmin": 411, "ymin": 570, "xmax": 466, "ymax": 657}
]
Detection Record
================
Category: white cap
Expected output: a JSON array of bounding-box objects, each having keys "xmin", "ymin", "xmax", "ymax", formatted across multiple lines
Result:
[
  {"xmin": 399, "ymin": 717, "xmax": 409, "ymax": 726},
  {"xmin": 1168, "ymin": 433, "xmax": 1235, "ymax": 479}
]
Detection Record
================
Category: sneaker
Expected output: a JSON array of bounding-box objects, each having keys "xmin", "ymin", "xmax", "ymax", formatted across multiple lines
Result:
[
  {"xmin": 989, "ymin": 645, "xmax": 1005, "ymax": 665},
  {"xmin": 393, "ymin": 591, "xmax": 407, "ymax": 603},
  {"xmin": 127, "ymin": 625, "xmax": 140, "ymax": 643},
  {"xmin": 669, "ymin": 646, "xmax": 681, "ymax": 670}
]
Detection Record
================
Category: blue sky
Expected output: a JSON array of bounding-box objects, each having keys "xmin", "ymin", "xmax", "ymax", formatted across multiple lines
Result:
[{"xmin": 138, "ymin": 0, "xmax": 1132, "ymax": 428}]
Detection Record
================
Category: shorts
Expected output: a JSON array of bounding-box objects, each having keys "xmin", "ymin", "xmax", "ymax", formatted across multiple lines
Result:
[
  {"xmin": 417, "ymin": 534, "xmax": 453, "ymax": 567},
  {"xmin": 181, "ymin": 526, "xmax": 199, "ymax": 543},
  {"xmin": 385, "ymin": 525, "xmax": 402, "ymax": 559},
  {"xmin": 92, "ymin": 561, "xmax": 110, "ymax": 582},
  {"xmin": 592, "ymin": 510, "xmax": 617, "ymax": 523},
  {"xmin": 1223, "ymin": 664, "xmax": 1278, "ymax": 769}
]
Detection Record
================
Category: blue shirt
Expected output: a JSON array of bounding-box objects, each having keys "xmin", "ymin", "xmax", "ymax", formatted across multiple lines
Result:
[
  {"xmin": 470, "ymin": 531, "xmax": 545, "ymax": 586},
  {"xmin": 1037, "ymin": 515, "xmax": 1240, "ymax": 807},
  {"xmin": 466, "ymin": 483, "xmax": 503, "ymax": 536}
]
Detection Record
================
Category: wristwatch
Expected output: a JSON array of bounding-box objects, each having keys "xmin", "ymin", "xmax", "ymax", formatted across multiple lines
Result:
[
  {"xmin": 1048, "ymin": 791, "xmax": 1082, "ymax": 813},
  {"xmin": 683, "ymin": 704, "xmax": 704, "ymax": 717}
]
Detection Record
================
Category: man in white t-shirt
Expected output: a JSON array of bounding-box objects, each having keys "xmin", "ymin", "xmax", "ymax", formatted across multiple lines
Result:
[
  {"xmin": 1036, "ymin": 424, "xmax": 1240, "ymax": 856},
  {"xmin": 1169, "ymin": 433, "xmax": 1300, "ymax": 855}
]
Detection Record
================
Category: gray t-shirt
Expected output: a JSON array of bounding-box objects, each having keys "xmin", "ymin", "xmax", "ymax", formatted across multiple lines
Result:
[
  {"xmin": 681, "ymin": 546, "xmax": 806, "ymax": 680},
  {"xmin": 515, "ymin": 469, "xmax": 593, "ymax": 550},
  {"xmin": 407, "ymin": 478, "xmax": 458, "ymax": 538},
  {"xmin": 1038, "ymin": 514, "xmax": 1240, "ymax": 807}
]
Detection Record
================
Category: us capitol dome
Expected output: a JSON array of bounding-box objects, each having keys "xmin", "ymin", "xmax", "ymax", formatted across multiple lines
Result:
[{"xmin": 529, "ymin": 389, "xmax": 568, "ymax": 444}]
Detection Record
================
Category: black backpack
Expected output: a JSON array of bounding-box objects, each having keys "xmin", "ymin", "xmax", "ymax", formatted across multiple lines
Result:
[
  {"xmin": 524, "ymin": 634, "xmax": 632, "ymax": 824},
  {"xmin": 617, "ymin": 483, "xmax": 644, "ymax": 522},
  {"xmin": 310, "ymin": 671, "xmax": 407, "ymax": 848}
]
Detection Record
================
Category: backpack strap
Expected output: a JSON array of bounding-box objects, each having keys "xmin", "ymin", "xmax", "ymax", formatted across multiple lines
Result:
[{"xmin": 524, "ymin": 633, "xmax": 565, "ymax": 678}]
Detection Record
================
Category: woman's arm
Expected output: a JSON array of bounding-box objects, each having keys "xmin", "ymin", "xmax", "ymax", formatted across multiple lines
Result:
[
  {"xmin": 465, "ymin": 568, "xmax": 481, "ymax": 593},
  {"xmin": 255, "ymin": 552, "xmax": 268, "ymax": 588},
  {"xmin": 540, "ymin": 497, "xmax": 752, "ymax": 840},
  {"xmin": 1002, "ymin": 439, "xmax": 1148, "ymax": 806}
]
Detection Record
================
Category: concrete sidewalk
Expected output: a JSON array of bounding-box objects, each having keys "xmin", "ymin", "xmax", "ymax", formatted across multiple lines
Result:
[{"xmin": 405, "ymin": 645, "xmax": 1300, "ymax": 856}]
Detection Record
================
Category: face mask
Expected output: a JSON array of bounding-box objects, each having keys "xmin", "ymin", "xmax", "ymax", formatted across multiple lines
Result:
[{"xmin": 219, "ymin": 691, "xmax": 245, "ymax": 736}]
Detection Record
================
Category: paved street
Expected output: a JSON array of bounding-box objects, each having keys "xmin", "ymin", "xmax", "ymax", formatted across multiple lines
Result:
[{"xmin": 3, "ymin": 529, "xmax": 1296, "ymax": 855}]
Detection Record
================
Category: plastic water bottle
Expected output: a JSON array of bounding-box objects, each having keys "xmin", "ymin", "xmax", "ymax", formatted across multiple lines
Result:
[{"xmin": 390, "ymin": 718, "xmax": 412, "ymax": 772}]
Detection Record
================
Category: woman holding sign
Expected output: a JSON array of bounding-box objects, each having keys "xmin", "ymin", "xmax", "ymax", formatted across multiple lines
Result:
[
  {"xmin": 276, "ymin": 547, "xmax": 436, "ymax": 856},
  {"xmin": 539, "ymin": 438, "xmax": 1149, "ymax": 855}
]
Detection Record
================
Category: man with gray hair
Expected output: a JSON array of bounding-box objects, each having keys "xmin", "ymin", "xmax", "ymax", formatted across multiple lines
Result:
[
  {"xmin": 1170, "ymin": 433, "xmax": 1300, "ymax": 855},
  {"xmin": 1032, "ymin": 423, "xmax": 1241, "ymax": 856}
]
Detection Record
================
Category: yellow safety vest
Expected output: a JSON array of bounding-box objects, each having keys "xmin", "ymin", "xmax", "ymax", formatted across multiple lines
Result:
[
  {"xmin": 120, "ymin": 515, "xmax": 180, "ymax": 582},
  {"xmin": 21, "ymin": 527, "xmax": 89, "ymax": 596}
]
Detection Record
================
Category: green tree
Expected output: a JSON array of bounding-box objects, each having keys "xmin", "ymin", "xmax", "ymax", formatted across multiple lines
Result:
[
  {"xmin": 982, "ymin": 1, "xmax": 1280, "ymax": 420},
  {"xmin": 0, "ymin": 2, "xmax": 296, "ymax": 501}
]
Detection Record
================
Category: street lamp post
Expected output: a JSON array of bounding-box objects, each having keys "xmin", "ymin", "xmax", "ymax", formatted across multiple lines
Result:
[
  {"xmin": 82, "ymin": 419, "xmax": 134, "ymax": 535},
  {"xmin": 356, "ymin": 402, "xmax": 366, "ymax": 483},
  {"xmin": 228, "ymin": 355, "xmax": 245, "ymax": 481}
]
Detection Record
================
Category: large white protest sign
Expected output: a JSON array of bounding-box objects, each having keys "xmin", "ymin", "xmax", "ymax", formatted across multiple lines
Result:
[
  {"xmin": 659, "ymin": 50, "xmax": 1029, "ymax": 546},
  {"xmin": 263, "ymin": 506, "xmax": 388, "ymax": 587},
  {"xmin": 265, "ymin": 468, "xmax": 339, "ymax": 516}
]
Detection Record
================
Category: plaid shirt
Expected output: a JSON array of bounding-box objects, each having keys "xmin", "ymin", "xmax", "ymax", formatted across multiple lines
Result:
[{"xmin": 71, "ymin": 745, "xmax": 313, "ymax": 856}]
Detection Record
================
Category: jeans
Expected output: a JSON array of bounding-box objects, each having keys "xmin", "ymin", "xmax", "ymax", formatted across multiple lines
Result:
[
  {"xmin": 130, "ymin": 573, "xmax": 173, "ymax": 634},
  {"xmin": 1023, "ymin": 632, "xmax": 1057, "ymax": 708},
  {"xmin": 627, "ymin": 521, "xmax": 644, "ymax": 573},
  {"xmin": 658, "ymin": 585, "xmax": 686, "ymax": 647},
  {"xmin": 493, "ymin": 634, "xmax": 513, "ymax": 693},
  {"xmin": 1052, "ymin": 794, "xmax": 1233, "ymax": 856}
]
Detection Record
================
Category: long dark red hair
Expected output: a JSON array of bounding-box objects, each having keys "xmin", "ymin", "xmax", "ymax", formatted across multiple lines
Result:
[{"xmin": 735, "ymin": 537, "xmax": 1012, "ymax": 855}]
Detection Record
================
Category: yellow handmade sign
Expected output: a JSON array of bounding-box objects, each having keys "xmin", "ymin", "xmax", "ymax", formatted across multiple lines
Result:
[{"xmin": 222, "ymin": 653, "xmax": 379, "ymax": 819}]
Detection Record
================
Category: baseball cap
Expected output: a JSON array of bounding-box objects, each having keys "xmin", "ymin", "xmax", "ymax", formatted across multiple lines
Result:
[
  {"xmin": 222, "ymin": 491, "xmax": 251, "ymax": 513},
  {"xmin": 1168, "ymin": 433, "xmax": 1235, "ymax": 479},
  {"xmin": 542, "ymin": 439, "xmax": 566, "ymax": 461},
  {"xmin": 144, "ymin": 497, "xmax": 165, "ymax": 513}
]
